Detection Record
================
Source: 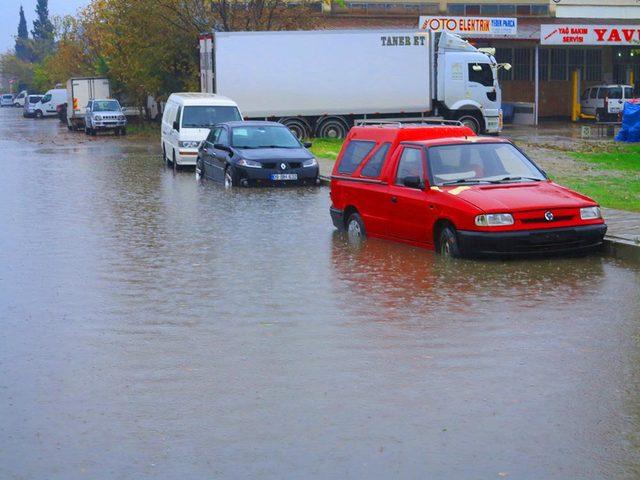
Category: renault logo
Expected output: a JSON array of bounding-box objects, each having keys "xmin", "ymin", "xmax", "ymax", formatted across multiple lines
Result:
[
  {"xmin": 280, "ymin": 163, "xmax": 287, "ymax": 170},
  {"xmin": 544, "ymin": 211, "xmax": 554, "ymax": 221}
]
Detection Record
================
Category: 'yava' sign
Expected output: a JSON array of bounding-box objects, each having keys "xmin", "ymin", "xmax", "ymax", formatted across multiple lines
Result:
[{"xmin": 541, "ymin": 24, "xmax": 640, "ymax": 45}]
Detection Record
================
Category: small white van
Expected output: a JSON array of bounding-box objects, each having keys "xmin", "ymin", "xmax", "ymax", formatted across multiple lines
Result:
[
  {"xmin": 34, "ymin": 88, "xmax": 67, "ymax": 118},
  {"xmin": 13, "ymin": 90, "xmax": 28, "ymax": 107},
  {"xmin": 580, "ymin": 84, "xmax": 634, "ymax": 122},
  {"xmin": 161, "ymin": 93, "xmax": 242, "ymax": 166}
]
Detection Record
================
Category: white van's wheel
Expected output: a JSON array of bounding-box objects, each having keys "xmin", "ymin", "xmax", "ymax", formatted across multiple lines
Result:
[{"xmin": 35, "ymin": 110, "xmax": 43, "ymax": 119}]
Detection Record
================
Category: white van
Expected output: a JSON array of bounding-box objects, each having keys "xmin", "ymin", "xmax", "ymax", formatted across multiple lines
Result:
[
  {"xmin": 161, "ymin": 92, "xmax": 242, "ymax": 166},
  {"xmin": 34, "ymin": 88, "xmax": 67, "ymax": 118},
  {"xmin": 13, "ymin": 90, "xmax": 28, "ymax": 107},
  {"xmin": 580, "ymin": 84, "xmax": 634, "ymax": 122}
]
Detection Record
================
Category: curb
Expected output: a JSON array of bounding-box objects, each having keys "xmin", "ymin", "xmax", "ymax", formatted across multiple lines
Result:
[{"xmin": 604, "ymin": 236, "xmax": 640, "ymax": 263}]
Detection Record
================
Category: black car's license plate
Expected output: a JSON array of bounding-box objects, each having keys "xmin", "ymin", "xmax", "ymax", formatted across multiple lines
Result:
[{"xmin": 270, "ymin": 174, "xmax": 298, "ymax": 181}]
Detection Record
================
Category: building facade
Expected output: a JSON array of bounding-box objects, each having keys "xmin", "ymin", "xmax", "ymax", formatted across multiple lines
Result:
[{"xmin": 324, "ymin": 0, "xmax": 640, "ymax": 118}]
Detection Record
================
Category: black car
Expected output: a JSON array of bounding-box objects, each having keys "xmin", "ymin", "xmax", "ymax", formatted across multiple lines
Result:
[{"xmin": 196, "ymin": 121, "xmax": 320, "ymax": 187}]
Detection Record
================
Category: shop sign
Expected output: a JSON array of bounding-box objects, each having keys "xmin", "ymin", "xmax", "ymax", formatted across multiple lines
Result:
[
  {"xmin": 541, "ymin": 24, "xmax": 640, "ymax": 45},
  {"xmin": 418, "ymin": 16, "xmax": 518, "ymax": 36}
]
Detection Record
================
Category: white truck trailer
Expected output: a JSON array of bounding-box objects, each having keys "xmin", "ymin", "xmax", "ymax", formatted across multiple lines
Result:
[
  {"xmin": 200, "ymin": 30, "xmax": 503, "ymax": 137},
  {"xmin": 66, "ymin": 77, "xmax": 110, "ymax": 130}
]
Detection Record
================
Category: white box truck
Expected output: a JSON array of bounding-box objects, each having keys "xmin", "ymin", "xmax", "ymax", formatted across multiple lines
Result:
[
  {"xmin": 201, "ymin": 30, "xmax": 503, "ymax": 137},
  {"xmin": 66, "ymin": 77, "xmax": 110, "ymax": 130}
]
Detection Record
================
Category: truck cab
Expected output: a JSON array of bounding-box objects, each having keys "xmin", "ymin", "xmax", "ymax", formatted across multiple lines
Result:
[{"xmin": 436, "ymin": 33, "xmax": 502, "ymax": 134}]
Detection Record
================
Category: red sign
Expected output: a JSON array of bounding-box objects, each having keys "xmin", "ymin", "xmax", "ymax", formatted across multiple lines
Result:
[{"xmin": 541, "ymin": 24, "xmax": 640, "ymax": 45}]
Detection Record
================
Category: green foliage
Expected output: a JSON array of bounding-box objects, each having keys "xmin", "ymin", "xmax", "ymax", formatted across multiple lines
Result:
[
  {"xmin": 309, "ymin": 138, "xmax": 344, "ymax": 160},
  {"xmin": 31, "ymin": 0, "xmax": 55, "ymax": 61},
  {"xmin": 15, "ymin": 6, "xmax": 32, "ymax": 62},
  {"xmin": 554, "ymin": 175, "xmax": 640, "ymax": 212},
  {"xmin": 559, "ymin": 143, "xmax": 640, "ymax": 211},
  {"xmin": 569, "ymin": 144, "xmax": 640, "ymax": 172}
]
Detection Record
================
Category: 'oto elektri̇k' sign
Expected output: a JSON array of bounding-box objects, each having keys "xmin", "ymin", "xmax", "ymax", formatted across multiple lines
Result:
[
  {"xmin": 541, "ymin": 24, "xmax": 640, "ymax": 45},
  {"xmin": 418, "ymin": 16, "xmax": 517, "ymax": 36}
]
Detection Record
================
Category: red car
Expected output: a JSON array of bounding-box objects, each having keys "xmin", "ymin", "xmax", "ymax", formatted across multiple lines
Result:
[{"xmin": 329, "ymin": 124, "xmax": 607, "ymax": 257}]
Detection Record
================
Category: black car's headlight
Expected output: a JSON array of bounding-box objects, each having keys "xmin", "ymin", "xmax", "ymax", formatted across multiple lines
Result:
[
  {"xmin": 237, "ymin": 159, "xmax": 262, "ymax": 168},
  {"xmin": 302, "ymin": 158, "xmax": 318, "ymax": 167}
]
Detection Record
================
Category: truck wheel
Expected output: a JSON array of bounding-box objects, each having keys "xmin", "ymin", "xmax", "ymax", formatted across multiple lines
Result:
[
  {"xmin": 438, "ymin": 226, "xmax": 462, "ymax": 258},
  {"xmin": 346, "ymin": 212, "xmax": 366, "ymax": 244},
  {"xmin": 279, "ymin": 117, "xmax": 309, "ymax": 139},
  {"xmin": 457, "ymin": 114, "xmax": 480, "ymax": 134},
  {"xmin": 595, "ymin": 109, "xmax": 605, "ymax": 123},
  {"xmin": 316, "ymin": 117, "xmax": 348, "ymax": 139},
  {"xmin": 35, "ymin": 110, "xmax": 43, "ymax": 119}
]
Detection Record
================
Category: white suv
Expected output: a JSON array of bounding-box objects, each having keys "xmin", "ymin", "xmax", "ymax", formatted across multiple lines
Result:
[{"xmin": 580, "ymin": 84, "xmax": 634, "ymax": 122}]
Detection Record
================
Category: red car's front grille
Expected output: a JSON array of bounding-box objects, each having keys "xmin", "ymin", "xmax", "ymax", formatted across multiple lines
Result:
[{"xmin": 516, "ymin": 208, "xmax": 577, "ymax": 226}]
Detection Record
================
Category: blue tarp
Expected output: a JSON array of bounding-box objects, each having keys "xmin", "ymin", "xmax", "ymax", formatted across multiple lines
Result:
[{"xmin": 615, "ymin": 101, "xmax": 640, "ymax": 142}]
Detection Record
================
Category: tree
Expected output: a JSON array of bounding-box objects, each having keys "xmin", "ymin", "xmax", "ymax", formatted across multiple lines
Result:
[
  {"xmin": 15, "ymin": 6, "xmax": 31, "ymax": 61},
  {"xmin": 31, "ymin": 0, "xmax": 55, "ymax": 60}
]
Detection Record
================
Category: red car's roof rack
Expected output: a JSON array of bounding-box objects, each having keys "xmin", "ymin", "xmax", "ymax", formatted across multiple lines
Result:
[{"xmin": 354, "ymin": 118, "xmax": 464, "ymax": 128}]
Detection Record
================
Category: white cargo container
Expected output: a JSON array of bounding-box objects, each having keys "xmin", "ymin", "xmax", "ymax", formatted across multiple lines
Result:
[
  {"xmin": 203, "ymin": 30, "xmax": 503, "ymax": 136},
  {"xmin": 66, "ymin": 77, "xmax": 110, "ymax": 130}
]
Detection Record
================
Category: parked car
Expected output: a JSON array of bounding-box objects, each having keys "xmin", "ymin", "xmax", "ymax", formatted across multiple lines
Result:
[
  {"xmin": 196, "ymin": 121, "xmax": 319, "ymax": 187},
  {"xmin": 1, "ymin": 94, "xmax": 15, "ymax": 107},
  {"xmin": 23, "ymin": 94, "xmax": 43, "ymax": 117},
  {"xmin": 580, "ymin": 84, "xmax": 634, "ymax": 122},
  {"xmin": 13, "ymin": 90, "xmax": 28, "ymax": 107},
  {"xmin": 161, "ymin": 92, "xmax": 243, "ymax": 167},
  {"xmin": 84, "ymin": 99, "xmax": 127, "ymax": 136},
  {"xmin": 33, "ymin": 88, "xmax": 67, "ymax": 118},
  {"xmin": 329, "ymin": 124, "xmax": 607, "ymax": 257}
]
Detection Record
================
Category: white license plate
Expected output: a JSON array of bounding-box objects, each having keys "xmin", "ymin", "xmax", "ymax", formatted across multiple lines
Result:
[{"xmin": 270, "ymin": 174, "xmax": 298, "ymax": 181}]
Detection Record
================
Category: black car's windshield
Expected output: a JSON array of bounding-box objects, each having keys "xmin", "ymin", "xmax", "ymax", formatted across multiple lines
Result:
[
  {"xmin": 182, "ymin": 106, "xmax": 241, "ymax": 128},
  {"xmin": 93, "ymin": 100, "xmax": 121, "ymax": 112},
  {"xmin": 428, "ymin": 143, "xmax": 546, "ymax": 186},
  {"xmin": 231, "ymin": 125, "xmax": 301, "ymax": 149}
]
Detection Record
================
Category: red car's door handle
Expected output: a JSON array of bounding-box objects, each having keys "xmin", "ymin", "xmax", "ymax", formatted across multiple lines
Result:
[{"xmin": 391, "ymin": 196, "xmax": 398, "ymax": 203}]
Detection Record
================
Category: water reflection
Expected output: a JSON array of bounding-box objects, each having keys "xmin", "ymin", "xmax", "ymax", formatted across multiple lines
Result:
[{"xmin": 330, "ymin": 231, "xmax": 606, "ymax": 322}]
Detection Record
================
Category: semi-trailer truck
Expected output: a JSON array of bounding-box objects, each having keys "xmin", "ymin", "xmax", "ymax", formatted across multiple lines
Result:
[{"xmin": 200, "ymin": 29, "xmax": 505, "ymax": 137}]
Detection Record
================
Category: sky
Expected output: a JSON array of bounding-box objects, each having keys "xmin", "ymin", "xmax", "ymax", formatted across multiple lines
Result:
[{"xmin": 1, "ymin": 0, "xmax": 89, "ymax": 53}]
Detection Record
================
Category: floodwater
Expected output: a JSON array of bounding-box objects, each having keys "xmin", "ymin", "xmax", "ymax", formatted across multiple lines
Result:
[{"xmin": 1, "ymin": 108, "xmax": 639, "ymax": 479}]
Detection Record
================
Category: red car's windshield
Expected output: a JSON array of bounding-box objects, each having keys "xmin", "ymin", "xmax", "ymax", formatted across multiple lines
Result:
[{"xmin": 428, "ymin": 143, "xmax": 546, "ymax": 186}]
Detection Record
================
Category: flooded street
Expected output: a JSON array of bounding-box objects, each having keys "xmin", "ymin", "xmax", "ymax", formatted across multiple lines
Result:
[{"xmin": 1, "ymin": 107, "xmax": 639, "ymax": 479}]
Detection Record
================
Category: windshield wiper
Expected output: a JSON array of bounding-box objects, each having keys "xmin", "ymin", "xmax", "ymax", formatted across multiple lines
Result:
[
  {"xmin": 256, "ymin": 145, "xmax": 296, "ymax": 149},
  {"xmin": 489, "ymin": 176, "xmax": 542, "ymax": 183},
  {"xmin": 441, "ymin": 179, "xmax": 489, "ymax": 186}
]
